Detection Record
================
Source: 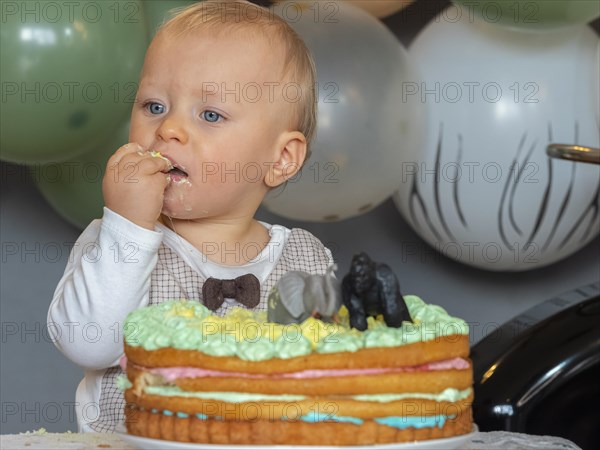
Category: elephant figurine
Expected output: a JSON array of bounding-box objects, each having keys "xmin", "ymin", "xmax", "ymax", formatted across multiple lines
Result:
[{"xmin": 268, "ymin": 265, "xmax": 341, "ymax": 324}]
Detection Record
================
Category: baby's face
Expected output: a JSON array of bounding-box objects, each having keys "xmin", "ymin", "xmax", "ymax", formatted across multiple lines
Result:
[{"xmin": 130, "ymin": 30, "xmax": 292, "ymax": 220}]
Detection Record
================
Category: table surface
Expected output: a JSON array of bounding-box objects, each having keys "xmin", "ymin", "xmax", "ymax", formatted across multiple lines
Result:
[{"xmin": 0, "ymin": 430, "xmax": 583, "ymax": 450}]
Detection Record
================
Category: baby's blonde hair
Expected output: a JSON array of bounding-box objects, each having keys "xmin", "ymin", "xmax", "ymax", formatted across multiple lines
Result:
[{"xmin": 155, "ymin": 0, "xmax": 317, "ymax": 162}]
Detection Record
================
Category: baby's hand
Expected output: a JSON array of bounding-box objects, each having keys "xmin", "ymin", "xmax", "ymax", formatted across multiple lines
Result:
[{"xmin": 102, "ymin": 143, "xmax": 172, "ymax": 230}]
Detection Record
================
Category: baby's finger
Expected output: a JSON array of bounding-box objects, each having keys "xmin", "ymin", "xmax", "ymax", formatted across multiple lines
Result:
[
  {"xmin": 109, "ymin": 142, "xmax": 145, "ymax": 167},
  {"xmin": 135, "ymin": 153, "xmax": 174, "ymax": 175},
  {"xmin": 153, "ymin": 154, "xmax": 174, "ymax": 173},
  {"xmin": 149, "ymin": 151, "xmax": 174, "ymax": 171}
]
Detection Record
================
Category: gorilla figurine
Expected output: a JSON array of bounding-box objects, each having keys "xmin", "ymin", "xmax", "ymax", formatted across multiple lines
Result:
[{"xmin": 342, "ymin": 252, "xmax": 412, "ymax": 331}]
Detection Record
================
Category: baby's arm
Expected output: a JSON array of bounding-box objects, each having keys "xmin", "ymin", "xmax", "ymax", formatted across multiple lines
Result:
[
  {"xmin": 47, "ymin": 207, "xmax": 163, "ymax": 370},
  {"xmin": 48, "ymin": 143, "xmax": 172, "ymax": 369}
]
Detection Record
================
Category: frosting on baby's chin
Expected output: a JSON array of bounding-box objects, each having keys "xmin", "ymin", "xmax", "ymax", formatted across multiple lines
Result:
[{"xmin": 162, "ymin": 177, "xmax": 195, "ymax": 217}]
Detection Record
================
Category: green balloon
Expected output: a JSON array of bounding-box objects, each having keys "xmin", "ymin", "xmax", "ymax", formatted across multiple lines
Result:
[
  {"xmin": 452, "ymin": 1, "xmax": 599, "ymax": 31},
  {"xmin": 34, "ymin": 122, "xmax": 129, "ymax": 229},
  {"xmin": 0, "ymin": 1, "xmax": 147, "ymax": 164},
  {"xmin": 145, "ymin": 0, "xmax": 197, "ymax": 38}
]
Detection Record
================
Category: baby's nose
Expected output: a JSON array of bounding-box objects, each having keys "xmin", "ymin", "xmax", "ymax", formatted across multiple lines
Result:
[{"xmin": 156, "ymin": 117, "xmax": 189, "ymax": 145}]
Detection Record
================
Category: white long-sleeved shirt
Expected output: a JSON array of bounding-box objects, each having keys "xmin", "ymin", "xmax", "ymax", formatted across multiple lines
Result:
[{"xmin": 47, "ymin": 207, "xmax": 292, "ymax": 432}]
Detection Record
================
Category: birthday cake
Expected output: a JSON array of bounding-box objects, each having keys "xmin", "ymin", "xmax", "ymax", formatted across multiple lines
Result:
[{"xmin": 121, "ymin": 296, "xmax": 473, "ymax": 445}]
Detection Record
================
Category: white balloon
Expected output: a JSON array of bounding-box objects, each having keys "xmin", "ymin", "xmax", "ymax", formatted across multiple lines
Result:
[
  {"xmin": 393, "ymin": 15, "xmax": 600, "ymax": 271},
  {"xmin": 263, "ymin": 1, "xmax": 425, "ymax": 222}
]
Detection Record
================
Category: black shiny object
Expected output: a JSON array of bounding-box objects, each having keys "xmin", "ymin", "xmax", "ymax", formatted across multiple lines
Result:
[
  {"xmin": 471, "ymin": 286, "xmax": 600, "ymax": 450},
  {"xmin": 341, "ymin": 252, "xmax": 412, "ymax": 330}
]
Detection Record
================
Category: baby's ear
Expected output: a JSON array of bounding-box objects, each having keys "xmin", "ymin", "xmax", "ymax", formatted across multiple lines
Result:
[{"xmin": 265, "ymin": 131, "xmax": 307, "ymax": 188}]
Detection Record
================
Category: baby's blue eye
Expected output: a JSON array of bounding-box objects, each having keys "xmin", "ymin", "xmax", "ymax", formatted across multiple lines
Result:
[
  {"xmin": 202, "ymin": 110, "xmax": 222, "ymax": 123},
  {"xmin": 146, "ymin": 102, "xmax": 165, "ymax": 115}
]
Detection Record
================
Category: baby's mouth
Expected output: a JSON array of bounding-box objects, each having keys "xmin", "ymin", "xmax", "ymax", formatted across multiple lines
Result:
[
  {"xmin": 149, "ymin": 151, "xmax": 190, "ymax": 183},
  {"xmin": 167, "ymin": 164, "xmax": 190, "ymax": 185},
  {"xmin": 168, "ymin": 166, "xmax": 189, "ymax": 178}
]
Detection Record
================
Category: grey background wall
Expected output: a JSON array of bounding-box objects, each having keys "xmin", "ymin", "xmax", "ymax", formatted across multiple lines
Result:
[{"xmin": 2, "ymin": 0, "xmax": 599, "ymax": 434}]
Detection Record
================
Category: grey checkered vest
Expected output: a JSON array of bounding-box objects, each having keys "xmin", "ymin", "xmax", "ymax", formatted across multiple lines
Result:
[{"xmin": 88, "ymin": 228, "xmax": 332, "ymax": 432}]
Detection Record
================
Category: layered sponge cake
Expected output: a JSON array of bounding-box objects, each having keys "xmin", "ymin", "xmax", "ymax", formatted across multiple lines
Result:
[{"xmin": 122, "ymin": 296, "xmax": 472, "ymax": 445}]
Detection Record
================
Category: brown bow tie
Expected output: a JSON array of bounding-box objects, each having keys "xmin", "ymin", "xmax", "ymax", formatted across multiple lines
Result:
[{"xmin": 202, "ymin": 274, "xmax": 261, "ymax": 311}]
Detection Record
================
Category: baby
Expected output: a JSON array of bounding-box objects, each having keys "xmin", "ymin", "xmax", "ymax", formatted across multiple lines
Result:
[{"xmin": 48, "ymin": 0, "xmax": 333, "ymax": 433}]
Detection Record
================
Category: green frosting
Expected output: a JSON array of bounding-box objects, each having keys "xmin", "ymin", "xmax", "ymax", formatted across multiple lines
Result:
[
  {"xmin": 316, "ymin": 332, "xmax": 363, "ymax": 354},
  {"xmin": 352, "ymin": 387, "xmax": 472, "ymax": 403},
  {"xmin": 124, "ymin": 296, "xmax": 468, "ymax": 361},
  {"xmin": 362, "ymin": 296, "xmax": 469, "ymax": 349},
  {"xmin": 198, "ymin": 333, "xmax": 237, "ymax": 357},
  {"xmin": 171, "ymin": 327, "xmax": 204, "ymax": 350},
  {"xmin": 116, "ymin": 375, "xmax": 132, "ymax": 390},
  {"xmin": 274, "ymin": 334, "xmax": 313, "ymax": 358},
  {"xmin": 145, "ymin": 386, "xmax": 305, "ymax": 402},
  {"xmin": 144, "ymin": 386, "xmax": 472, "ymax": 404},
  {"xmin": 237, "ymin": 337, "xmax": 276, "ymax": 360}
]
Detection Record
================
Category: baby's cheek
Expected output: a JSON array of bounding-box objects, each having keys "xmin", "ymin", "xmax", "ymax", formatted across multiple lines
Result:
[{"xmin": 201, "ymin": 163, "xmax": 242, "ymax": 186}]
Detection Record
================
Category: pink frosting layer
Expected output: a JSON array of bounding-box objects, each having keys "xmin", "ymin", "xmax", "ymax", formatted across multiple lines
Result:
[{"xmin": 131, "ymin": 357, "xmax": 469, "ymax": 382}]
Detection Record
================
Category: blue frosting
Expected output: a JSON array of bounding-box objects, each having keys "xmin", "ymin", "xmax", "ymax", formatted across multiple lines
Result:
[
  {"xmin": 375, "ymin": 414, "xmax": 452, "ymax": 429},
  {"xmin": 147, "ymin": 406, "xmax": 454, "ymax": 431},
  {"xmin": 300, "ymin": 412, "xmax": 364, "ymax": 425}
]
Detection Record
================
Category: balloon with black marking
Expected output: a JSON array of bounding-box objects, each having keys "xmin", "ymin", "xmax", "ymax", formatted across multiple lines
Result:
[{"xmin": 393, "ymin": 13, "xmax": 599, "ymax": 271}]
